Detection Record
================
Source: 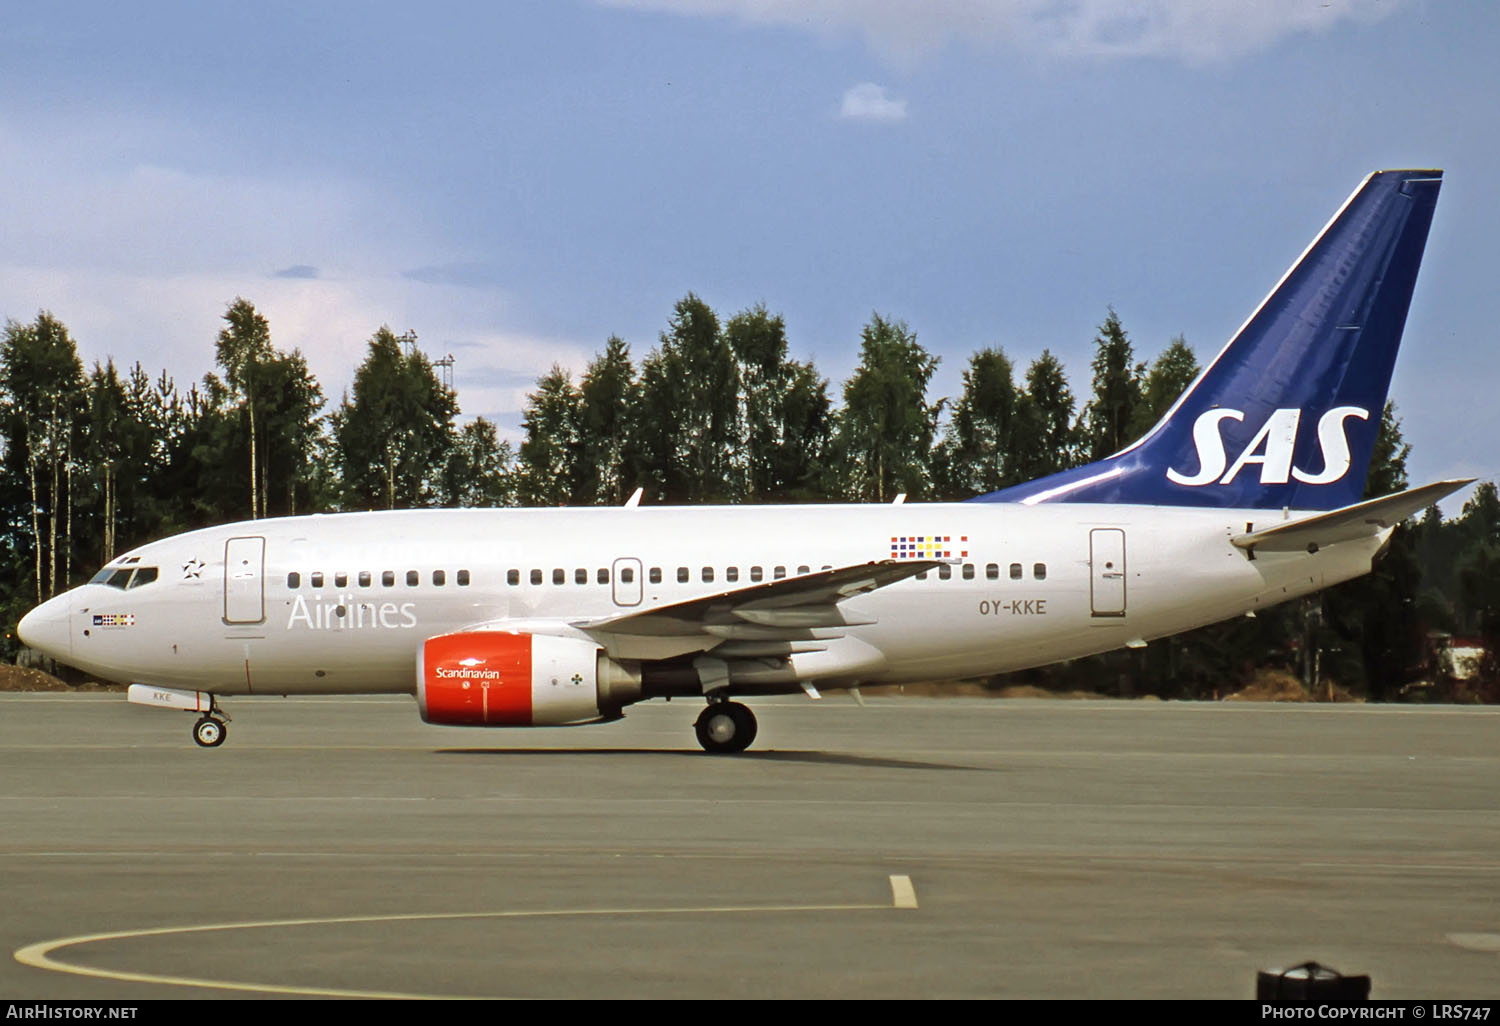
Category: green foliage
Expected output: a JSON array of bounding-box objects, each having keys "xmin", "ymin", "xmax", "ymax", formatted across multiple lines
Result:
[
  {"xmin": 724, "ymin": 305, "xmax": 831, "ymax": 502},
  {"xmin": 833, "ymin": 314, "xmax": 940, "ymax": 501},
  {"xmin": 332, "ymin": 327, "xmax": 458, "ymax": 509},
  {"xmin": 1130, "ymin": 335, "xmax": 1199, "ymax": 439},
  {"xmin": 933, "ymin": 348, "xmax": 1018, "ymax": 499},
  {"xmin": 1008, "ymin": 350, "xmax": 1077, "ymax": 481},
  {"xmin": 1079, "ymin": 309, "xmax": 1145, "ymax": 461},
  {"xmin": 518, "ymin": 365, "xmax": 583, "ymax": 506},
  {"xmin": 576, "ymin": 336, "xmax": 637, "ymax": 506},
  {"xmin": 444, "ymin": 418, "xmax": 516, "ymax": 507},
  {"xmin": 635, "ymin": 295, "xmax": 742, "ymax": 503},
  {"xmin": 3, "ymin": 293, "xmax": 1495, "ymax": 704},
  {"xmin": 1, "ymin": 312, "xmax": 86, "ymax": 603}
]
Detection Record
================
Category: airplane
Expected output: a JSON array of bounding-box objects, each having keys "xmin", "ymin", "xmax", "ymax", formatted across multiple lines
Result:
[{"xmin": 18, "ymin": 169, "xmax": 1463, "ymax": 753}]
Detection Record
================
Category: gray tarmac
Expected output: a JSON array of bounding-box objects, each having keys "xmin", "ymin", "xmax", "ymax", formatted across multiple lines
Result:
[{"xmin": 2, "ymin": 691, "xmax": 1499, "ymax": 1000}]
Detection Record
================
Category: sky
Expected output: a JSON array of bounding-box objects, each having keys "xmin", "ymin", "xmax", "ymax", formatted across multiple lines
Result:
[{"xmin": 2, "ymin": 0, "xmax": 1496, "ymax": 507}]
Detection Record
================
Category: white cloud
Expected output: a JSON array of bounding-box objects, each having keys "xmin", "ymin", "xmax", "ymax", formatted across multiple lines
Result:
[
  {"xmin": 840, "ymin": 82, "xmax": 908, "ymax": 122},
  {"xmin": 599, "ymin": 0, "xmax": 1406, "ymax": 64},
  {"xmin": 0, "ymin": 113, "xmax": 594, "ymax": 438}
]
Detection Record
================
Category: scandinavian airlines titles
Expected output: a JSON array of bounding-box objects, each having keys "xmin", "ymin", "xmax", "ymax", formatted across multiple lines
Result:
[{"xmin": 1166, "ymin": 406, "xmax": 1369, "ymax": 487}]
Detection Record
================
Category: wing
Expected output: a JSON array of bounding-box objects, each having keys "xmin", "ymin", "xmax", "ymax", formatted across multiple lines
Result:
[{"xmin": 571, "ymin": 559, "xmax": 943, "ymax": 660}]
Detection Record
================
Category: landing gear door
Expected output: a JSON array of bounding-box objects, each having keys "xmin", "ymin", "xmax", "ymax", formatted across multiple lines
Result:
[
  {"xmin": 611, "ymin": 557, "xmax": 643, "ymax": 607},
  {"xmin": 1090, "ymin": 528, "xmax": 1126, "ymax": 618},
  {"xmin": 224, "ymin": 536, "xmax": 266, "ymax": 624}
]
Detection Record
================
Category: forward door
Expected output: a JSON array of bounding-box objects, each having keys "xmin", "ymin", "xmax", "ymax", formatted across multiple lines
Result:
[{"xmin": 224, "ymin": 536, "xmax": 266, "ymax": 624}]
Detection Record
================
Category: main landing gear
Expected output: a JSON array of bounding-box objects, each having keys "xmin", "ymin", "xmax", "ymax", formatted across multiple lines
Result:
[{"xmin": 694, "ymin": 699, "xmax": 757, "ymax": 754}]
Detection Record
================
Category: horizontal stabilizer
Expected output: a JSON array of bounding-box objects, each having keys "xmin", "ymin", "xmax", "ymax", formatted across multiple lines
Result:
[{"xmin": 1231, "ymin": 479, "xmax": 1472, "ymax": 553}]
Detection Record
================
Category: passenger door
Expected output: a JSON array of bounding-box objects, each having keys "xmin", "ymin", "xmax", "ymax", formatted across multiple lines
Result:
[
  {"xmin": 1089, "ymin": 528, "xmax": 1127, "ymax": 618},
  {"xmin": 224, "ymin": 536, "xmax": 266, "ymax": 624}
]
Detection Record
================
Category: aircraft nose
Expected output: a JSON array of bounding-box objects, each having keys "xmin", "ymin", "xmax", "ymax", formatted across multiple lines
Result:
[{"xmin": 18, "ymin": 593, "xmax": 72, "ymax": 660}]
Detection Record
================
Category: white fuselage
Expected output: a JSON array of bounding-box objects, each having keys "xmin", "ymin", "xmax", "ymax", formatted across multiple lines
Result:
[{"xmin": 23, "ymin": 501, "xmax": 1385, "ymax": 697}]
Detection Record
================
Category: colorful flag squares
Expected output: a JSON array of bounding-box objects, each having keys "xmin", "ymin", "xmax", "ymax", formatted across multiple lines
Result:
[
  {"xmin": 92, "ymin": 613, "xmax": 137, "ymax": 627},
  {"xmin": 889, "ymin": 534, "xmax": 969, "ymax": 559}
]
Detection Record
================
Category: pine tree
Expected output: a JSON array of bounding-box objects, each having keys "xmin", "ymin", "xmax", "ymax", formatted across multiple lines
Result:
[
  {"xmin": 518, "ymin": 366, "xmax": 582, "ymax": 506},
  {"xmin": 934, "ymin": 347, "xmax": 1018, "ymax": 498},
  {"xmin": 332, "ymin": 328, "xmax": 458, "ymax": 509},
  {"xmin": 1008, "ymin": 350, "xmax": 1077, "ymax": 481},
  {"xmin": 635, "ymin": 295, "xmax": 739, "ymax": 503},
  {"xmin": 725, "ymin": 305, "xmax": 831, "ymax": 502},
  {"xmin": 833, "ymin": 314, "xmax": 939, "ymax": 501},
  {"xmin": 576, "ymin": 336, "xmax": 637, "ymax": 505},
  {"xmin": 1130, "ymin": 335, "xmax": 1199, "ymax": 439},
  {"xmin": 1079, "ymin": 309, "xmax": 1144, "ymax": 461}
]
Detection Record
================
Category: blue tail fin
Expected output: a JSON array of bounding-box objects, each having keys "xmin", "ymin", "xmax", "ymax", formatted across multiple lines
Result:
[{"xmin": 974, "ymin": 169, "xmax": 1443, "ymax": 510}]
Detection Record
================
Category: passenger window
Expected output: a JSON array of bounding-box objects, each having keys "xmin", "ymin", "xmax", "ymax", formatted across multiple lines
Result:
[
  {"xmin": 797, "ymin": 565, "xmax": 810, "ymax": 575},
  {"xmin": 575, "ymin": 568, "xmax": 588, "ymax": 585},
  {"xmin": 457, "ymin": 570, "xmax": 471, "ymax": 586},
  {"xmin": 649, "ymin": 567, "xmax": 662, "ymax": 584},
  {"xmin": 335, "ymin": 572, "xmax": 348, "ymax": 588},
  {"xmin": 726, "ymin": 567, "xmax": 739, "ymax": 583},
  {"xmin": 436, "ymin": 570, "xmax": 449, "ymax": 586},
  {"xmin": 406, "ymin": 570, "xmax": 419, "ymax": 587},
  {"xmin": 504, "ymin": 570, "xmax": 516, "ymax": 587},
  {"xmin": 287, "ymin": 572, "xmax": 301, "ymax": 589},
  {"xmin": 1034, "ymin": 563, "xmax": 1047, "ymax": 580},
  {"xmin": 750, "ymin": 566, "xmax": 763, "ymax": 582},
  {"xmin": 358, "ymin": 571, "xmax": 372, "ymax": 587},
  {"xmin": 774, "ymin": 566, "xmax": 786, "ymax": 580},
  {"xmin": 597, "ymin": 568, "xmax": 609, "ymax": 585},
  {"xmin": 677, "ymin": 567, "xmax": 689, "ymax": 583},
  {"xmin": 986, "ymin": 564, "xmax": 999, "ymax": 581},
  {"xmin": 530, "ymin": 569, "xmax": 543, "ymax": 586},
  {"xmin": 1009, "ymin": 563, "xmax": 1022, "ymax": 581},
  {"xmin": 311, "ymin": 572, "xmax": 324, "ymax": 588},
  {"xmin": 702, "ymin": 567, "xmax": 715, "ymax": 583},
  {"xmin": 622, "ymin": 567, "xmax": 634, "ymax": 583},
  {"xmin": 382, "ymin": 571, "xmax": 395, "ymax": 587},
  {"xmin": 939, "ymin": 565, "xmax": 952, "ymax": 581},
  {"xmin": 962, "ymin": 564, "xmax": 975, "ymax": 580},
  {"xmin": 916, "ymin": 571, "xmax": 929, "ymax": 580},
  {"xmin": 553, "ymin": 569, "xmax": 565, "ymax": 585}
]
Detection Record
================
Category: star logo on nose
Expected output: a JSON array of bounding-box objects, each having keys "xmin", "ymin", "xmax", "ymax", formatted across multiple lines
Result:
[{"xmin": 182, "ymin": 559, "xmax": 205, "ymax": 580}]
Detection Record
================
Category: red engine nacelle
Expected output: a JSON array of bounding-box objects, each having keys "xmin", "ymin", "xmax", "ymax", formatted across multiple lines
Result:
[{"xmin": 417, "ymin": 631, "xmax": 638, "ymax": 726}]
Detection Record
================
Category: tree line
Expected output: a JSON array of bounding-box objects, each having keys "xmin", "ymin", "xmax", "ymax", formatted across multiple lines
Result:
[{"xmin": 2, "ymin": 295, "xmax": 1496, "ymax": 700}]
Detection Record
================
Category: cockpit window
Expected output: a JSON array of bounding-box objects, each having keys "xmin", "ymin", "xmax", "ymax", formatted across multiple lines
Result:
[{"xmin": 89, "ymin": 565, "xmax": 159, "ymax": 590}]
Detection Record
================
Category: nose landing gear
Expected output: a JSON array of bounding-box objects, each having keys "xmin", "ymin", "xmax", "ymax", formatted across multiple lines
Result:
[
  {"xmin": 694, "ymin": 700, "xmax": 757, "ymax": 754},
  {"xmin": 126, "ymin": 684, "xmax": 230, "ymax": 748},
  {"xmin": 193, "ymin": 715, "xmax": 228, "ymax": 748}
]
